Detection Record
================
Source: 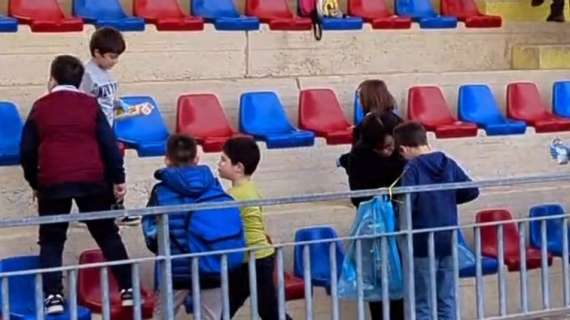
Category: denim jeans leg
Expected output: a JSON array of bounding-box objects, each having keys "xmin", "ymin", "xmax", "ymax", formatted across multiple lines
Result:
[
  {"xmin": 437, "ymin": 256, "xmax": 456, "ymax": 320},
  {"xmin": 413, "ymin": 257, "xmax": 433, "ymax": 320}
]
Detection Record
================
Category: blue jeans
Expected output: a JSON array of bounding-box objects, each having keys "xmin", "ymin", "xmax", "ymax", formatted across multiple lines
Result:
[{"xmin": 414, "ymin": 256, "xmax": 456, "ymax": 320}]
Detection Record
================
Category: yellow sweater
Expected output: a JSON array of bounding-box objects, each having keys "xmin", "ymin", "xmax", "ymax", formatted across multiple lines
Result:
[{"xmin": 229, "ymin": 180, "xmax": 274, "ymax": 260}]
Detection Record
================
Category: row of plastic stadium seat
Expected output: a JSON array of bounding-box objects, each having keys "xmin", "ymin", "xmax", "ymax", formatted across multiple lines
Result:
[
  {"xmin": 2, "ymin": 81, "xmax": 570, "ymax": 164},
  {"xmin": 0, "ymin": 0, "xmax": 501, "ymax": 33},
  {"xmin": 0, "ymin": 204, "xmax": 565, "ymax": 320}
]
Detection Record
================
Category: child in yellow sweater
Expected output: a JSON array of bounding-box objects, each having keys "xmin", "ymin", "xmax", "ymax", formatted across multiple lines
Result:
[{"xmin": 217, "ymin": 137, "xmax": 291, "ymax": 320}]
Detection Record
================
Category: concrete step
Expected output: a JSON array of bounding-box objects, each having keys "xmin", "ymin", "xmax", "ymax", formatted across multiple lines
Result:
[
  {"xmin": 513, "ymin": 44, "xmax": 570, "ymax": 69},
  {"xmin": 478, "ymin": 0, "xmax": 570, "ymax": 21}
]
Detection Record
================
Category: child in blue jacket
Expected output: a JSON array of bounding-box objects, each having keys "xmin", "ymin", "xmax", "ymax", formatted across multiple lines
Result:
[
  {"xmin": 143, "ymin": 134, "xmax": 239, "ymax": 320},
  {"xmin": 394, "ymin": 122, "xmax": 479, "ymax": 320}
]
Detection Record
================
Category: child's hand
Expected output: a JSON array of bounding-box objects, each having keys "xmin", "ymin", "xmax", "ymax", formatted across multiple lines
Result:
[{"xmin": 113, "ymin": 183, "xmax": 127, "ymax": 202}]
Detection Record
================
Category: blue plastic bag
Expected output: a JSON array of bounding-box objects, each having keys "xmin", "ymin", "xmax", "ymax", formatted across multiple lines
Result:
[{"xmin": 338, "ymin": 196, "xmax": 403, "ymax": 301}]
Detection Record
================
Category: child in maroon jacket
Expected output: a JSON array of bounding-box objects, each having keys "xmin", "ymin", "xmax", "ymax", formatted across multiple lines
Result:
[{"xmin": 20, "ymin": 55, "xmax": 134, "ymax": 314}]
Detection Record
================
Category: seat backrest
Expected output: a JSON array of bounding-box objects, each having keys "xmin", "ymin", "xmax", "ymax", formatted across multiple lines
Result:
[
  {"xmin": 10, "ymin": 0, "xmax": 66, "ymax": 20},
  {"xmin": 348, "ymin": 0, "xmax": 391, "ymax": 19},
  {"xmin": 176, "ymin": 94, "xmax": 235, "ymax": 138},
  {"xmin": 78, "ymin": 249, "xmax": 121, "ymax": 304},
  {"xmin": 293, "ymin": 226, "xmax": 344, "ymax": 280},
  {"xmin": 192, "ymin": 0, "xmax": 240, "ymax": 19},
  {"xmin": 553, "ymin": 81, "xmax": 570, "ymax": 117},
  {"xmin": 458, "ymin": 85, "xmax": 506, "ymax": 125},
  {"xmin": 299, "ymin": 89, "xmax": 350, "ymax": 132},
  {"xmin": 134, "ymin": 0, "xmax": 186, "ymax": 19},
  {"xmin": 476, "ymin": 209, "xmax": 520, "ymax": 258},
  {"xmin": 115, "ymin": 96, "xmax": 170, "ymax": 143},
  {"xmin": 239, "ymin": 91, "xmax": 296, "ymax": 135},
  {"xmin": 246, "ymin": 0, "xmax": 294, "ymax": 19},
  {"xmin": 0, "ymin": 256, "xmax": 41, "ymax": 313},
  {"xmin": 0, "ymin": 102, "xmax": 23, "ymax": 151},
  {"xmin": 73, "ymin": 0, "xmax": 127, "ymax": 20},
  {"xmin": 298, "ymin": 0, "xmax": 317, "ymax": 17},
  {"xmin": 395, "ymin": 0, "xmax": 437, "ymax": 18},
  {"xmin": 441, "ymin": 0, "xmax": 480, "ymax": 17},
  {"xmin": 507, "ymin": 82, "xmax": 551, "ymax": 120},
  {"xmin": 408, "ymin": 86, "xmax": 456, "ymax": 127},
  {"xmin": 529, "ymin": 204, "xmax": 565, "ymax": 250}
]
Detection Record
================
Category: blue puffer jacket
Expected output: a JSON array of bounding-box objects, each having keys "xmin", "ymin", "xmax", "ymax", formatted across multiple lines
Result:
[{"xmin": 143, "ymin": 165, "xmax": 229, "ymax": 289}]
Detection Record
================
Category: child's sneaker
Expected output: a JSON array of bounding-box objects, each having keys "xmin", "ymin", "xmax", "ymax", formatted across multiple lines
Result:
[
  {"xmin": 44, "ymin": 293, "xmax": 65, "ymax": 314},
  {"xmin": 550, "ymin": 138, "xmax": 569, "ymax": 164},
  {"xmin": 112, "ymin": 200, "xmax": 141, "ymax": 226},
  {"xmin": 118, "ymin": 216, "xmax": 142, "ymax": 226},
  {"xmin": 120, "ymin": 288, "xmax": 134, "ymax": 307}
]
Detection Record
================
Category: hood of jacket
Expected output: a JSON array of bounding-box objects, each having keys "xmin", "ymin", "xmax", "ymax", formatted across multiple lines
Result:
[{"xmin": 154, "ymin": 165, "xmax": 217, "ymax": 198}]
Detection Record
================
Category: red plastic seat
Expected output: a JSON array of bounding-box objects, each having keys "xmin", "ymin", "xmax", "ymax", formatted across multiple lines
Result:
[
  {"xmin": 78, "ymin": 249, "xmax": 155, "ymax": 319},
  {"xmin": 408, "ymin": 86, "xmax": 478, "ymax": 138},
  {"xmin": 134, "ymin": 0, "xmax": 204, "ymax": 31},
  {"xmin": 441, "ymin": 0, "xmax": 501, "ymax": 27},
  {"xmin": 477, "ymin": 210, "xmax": 552, "ymax": 272},
  {"xmin": 267, "ymin": 235, "xmax": 305, "ymax": 301},
  {"xmin": 507, "ymin": 82, "xmax": 570, "ymax": 133},
  {"xmin": 9, "ymin": 0, "xmax": 83, "ymax": 32},
  {"xmin": 348, "ymin": 0, "xmax": 411, "ymax": 29},
  {"xmin": 299, "ymin": 89, "xmax": 353, "ymax": 145},
  {"xmin": 176, "ymin": 94, "xmax": 251, "ymax": 153},
  {"xmin": 245, "ymin": 0, "xmax": 312, "ymax": 30}
]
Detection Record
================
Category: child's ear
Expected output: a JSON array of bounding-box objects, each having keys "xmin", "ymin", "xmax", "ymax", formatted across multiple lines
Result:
[
  {"xmin": 47, "ymin": 77, "xmax": 56, "ymax": 92},
  {"xmin": 192, "ymin": 155, "xmax": 200, "ymax": 165},
  {"xmin": 236, "ymin": 162, "xmax": 246, "ymax": 175},
  {"xmin": 164, "ymin": 156, "xmax": 171, "ymax": 167}
]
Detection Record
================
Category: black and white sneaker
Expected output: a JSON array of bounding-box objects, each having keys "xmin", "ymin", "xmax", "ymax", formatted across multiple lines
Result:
[
  {"xmin": 44, "ymin": 293, "xmax": 65, "ymax": 314},
  {"xmin": 120, "ymin": 288, "xmax": 134, "ymax": 307},
  {"xmin": 117, "ymin": 216, "xmax": 142, "ymax": 226}
]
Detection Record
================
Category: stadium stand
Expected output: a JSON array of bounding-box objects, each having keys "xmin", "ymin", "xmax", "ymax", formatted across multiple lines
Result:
[
  {"xmin": 191, "ymin": 0, "xmax": 260, "ymax": 30},
  {"xmin": 240, "ymin": 91, "xmax": 315, "ymax": 148},
  {"xmin": 298, "ymin": 89, "xmax": 353, "ymax": 145},
  {"xmin": 9, "ymin": 0, "xmax": 83, "ymax": 32},
  {"xmin": 395, "ymin": 0, "xmax": 458, "ymax": 28},
  {"xmin": 440, "ymin": 0, "xmax": 502, "ymax": 27},
  {"xmin": 245, "ymin": 0, "xmax": 312, "ymax": 30},
  {"xmin": 347, "ymin": 0, "xmax": 411, "ymax": 29},
  {"xmin": 0, "ymin": 15, "xmax": 18, "ymax": 32},
  {"xmin": 408, "ymin": 86, "xmax": 478, "ymax": 138},
  {"xmin": 458, "ymin": 84, "xmax": 526, "ymax": 136},
  {"xmin": 298, "ymin": 0, "xmax": 363, "ymax": 30},
  {"xmin": 73, "ymin": 0, "xmax": 145, "ymax": 31},
  {"xmin": 553, "ymin": 81, "xmax": 570, "ymax": 118},
  {"xmin": 0, "ymin": 102, "xmax": 23, "ymax": 166},
  {"xmin": 458, "ymin": 230, "xmax": 499, "ymax": 278},
  {"xmin": 529, "ymin": 204, "xmax": 569, "ymax": 257},
  {"xmin": 133, "ymin": 0, "xmax": 204, "ymax": 31}
]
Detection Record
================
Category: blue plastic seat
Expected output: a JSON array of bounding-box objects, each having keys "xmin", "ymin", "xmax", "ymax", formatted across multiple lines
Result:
[
  {"xmin": 240, "ymin": 92, "xmax": 315, "ymax": 149},
  {"xmin": 0, "ymin": 102, "xmax": 23, "ymax": 166},
  {"xmin": 0, "ymin": 16, "xmax": 18, "ymax": 32},
  {"xmin": 396, "ymin": 0, "xmax": 457, "ymax": 28},
  {"xmin": 553, "ymin": 81, "xmax": 570, "ymax": 118},
  {"xmin": 457, "ymin": 230, "xmax": 499, "ymax": 278},
  {"xmin": 458, "ymin": 85, "xmax": 526, "ymax": 136},
  {"xmin": 529, "ymin": 204, "xmax": 569, "ymax": 257},
  {"xmin": 191, "ymin": 0, "xmax": 260, "ymax": 30},
  {"xmin": 0, "ymin": 256, "xmax": 91, "ymax": 320},
  {"xmin": 115, "ymin": 96, "xmax": 169, "ymax": 157},
  {"xmin": 293, "ymin": 226, "xmax": 344, "ymax": 290},
  {"xmin": 353, "ymin": 91, "xmax": 364, "ymax": 125},
  {"xmin": 73, "ymin": 0, "xmax": 145, "ymax": 31},
  {"xmin": 319, "ymin": 17, "xmax": 364, "ymax": 30}
]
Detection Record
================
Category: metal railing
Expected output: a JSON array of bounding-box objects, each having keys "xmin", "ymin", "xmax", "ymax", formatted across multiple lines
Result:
[{"xmin": 1, "ymin": 173, "xmax": 570, "ymax": 320}]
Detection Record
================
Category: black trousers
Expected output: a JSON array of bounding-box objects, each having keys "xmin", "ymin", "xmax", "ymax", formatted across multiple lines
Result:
[
  {"xmin": 38, "ymin": 193, "xmax": 132, "ymax": 295},
  {"xmin": 552, "ymin": 0, "xmax": 564, "ymax": 15},
  {"xmin": 227, "ymin": 255, "xmax": 292, "ymax": 320},
  {"xmin": 369, "ymin": 299, "xmax": 405, "ymax": 320}
]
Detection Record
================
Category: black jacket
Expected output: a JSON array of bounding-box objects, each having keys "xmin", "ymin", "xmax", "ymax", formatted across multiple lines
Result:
[{"xmin": 339, "ymin": 144, "xmax": 407, "ymax": 207}]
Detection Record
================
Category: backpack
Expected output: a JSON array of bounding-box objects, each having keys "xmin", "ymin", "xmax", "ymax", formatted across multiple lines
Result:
[{"xmin": 300, "ymin": 0, "xmax": 344, "ymax": 41}]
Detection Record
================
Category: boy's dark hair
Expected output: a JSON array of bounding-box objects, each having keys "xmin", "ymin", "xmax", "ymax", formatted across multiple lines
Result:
[
  {"xmin": 166, "ymin": 134, "xmax": 197, "ymax": 166},
  {"xmin": 90, "ymin": 27, "xmax": 126, "ymax": 57},
  {"xmin": 223, "ymin": 137, "xmax": 260, "ymax": 176},
  {"xmin": 359, "ymin": 113, "xmax": 388, "ymax": 147},
  {"xmin": 394, "ymin": 122, "xmax": 428, "ymax": 147},
  {"xmin": 358, "ymin": 79, "xmax": 396, "ymax": 115},
  {"xmin": 50, "ymin": 55, "xmax": 85, "ymax": 88}
]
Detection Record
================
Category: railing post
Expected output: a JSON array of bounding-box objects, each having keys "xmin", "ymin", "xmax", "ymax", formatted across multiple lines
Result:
[
  {"xmin": 157, "ymin": 213, "xmax": 174, "ymax": 320},
  {"xmin": 68, "ymin": 269, "xmax": 78, "ymax": 320},
  {"xmin": 540, "ymin": 219, "xmax": 550, "ymax": 310},
  {"xmin": 399, "ymin": 193, "xmax": 415, "ymax": 320},
  {"xmin": 2, "ymin": 276, "xmax": 9, "ymax": 319},
  {"xmin": 329, "ymin": 242, "xmax": 340, "ymax": 320},
  {"xmin": 563, "ymin": 216, "xmax": 570, "ymax": 307}
]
